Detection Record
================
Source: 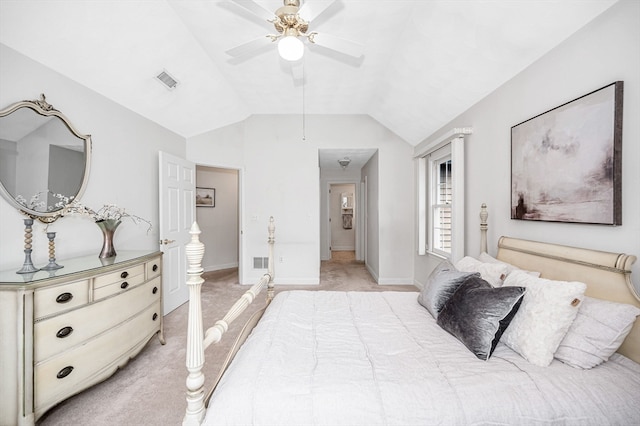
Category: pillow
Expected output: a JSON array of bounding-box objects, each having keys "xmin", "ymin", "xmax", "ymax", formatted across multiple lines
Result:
[
  {"xmin": 501, "ymin": 270, "xmax": 586, "ymax": 366},
  {"xmin": 437, "ymin": 276, "xmax": 526, "ymax": 361},
  {"xmin": 418, "ymin": 260, "xmax": 479, "ymax": 319},
  {"xmin": 554, "ymin": 296, "xmax": 640, "ymax": 369},
  {"xmin": 455, "ymin": 256, "xmax": 509, "ymax": 287},
  {"xmin": 478, "ymin": 252, "xmax": 541, "ymax": 278}
]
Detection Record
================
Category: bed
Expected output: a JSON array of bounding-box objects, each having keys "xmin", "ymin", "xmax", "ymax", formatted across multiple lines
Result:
[{"xmin": 182, "ymin": 207, "xmax": 640, "ymax": 425}]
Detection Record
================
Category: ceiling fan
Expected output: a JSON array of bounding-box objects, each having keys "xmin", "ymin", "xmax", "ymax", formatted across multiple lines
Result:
[{"xmin": 226, "ymin": 0, "xmax": 363, "ymax": 62}]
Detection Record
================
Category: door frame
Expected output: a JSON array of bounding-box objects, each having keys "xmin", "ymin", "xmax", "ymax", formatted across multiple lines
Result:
[
  {"xmin": 323, "ymin": 178, "xmax": 361, "ymax": 261},
  {"xmin": 361, "ymin": 177, "xmax": 367, "ymax": 265},
  {"xmin": 195, "ymin": 162, "xmax": 245, "ymax": 284}
]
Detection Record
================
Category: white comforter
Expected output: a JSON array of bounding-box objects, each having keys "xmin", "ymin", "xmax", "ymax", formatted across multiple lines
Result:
[{"xmin": 204, "ymin": 291, "xmax": 640, "ymax": 426}]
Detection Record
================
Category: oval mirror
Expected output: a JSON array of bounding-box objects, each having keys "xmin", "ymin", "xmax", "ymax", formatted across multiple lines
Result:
[{"xmin": 0, "ymin": 94, "xmax": 91, "ymax": 222}]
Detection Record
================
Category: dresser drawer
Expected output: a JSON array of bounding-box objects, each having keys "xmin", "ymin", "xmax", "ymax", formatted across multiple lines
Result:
[
  {"xmin": 34, "ymin": 277, "xmax": 161, "ymax": 363},
  {"xmin": 34, "ymin": 280, "xmax": 90, "ymax": 319},
  {"xmin": 93, "ymin": 264, "xmax": 145, "ymax": 290},
  {"xmin": 146, "ymin": 256, "xmax": 162, "ymax": 280},
  {"xmin": 34, "ymin": 299, "xmax": 162, "ymax": 410},
  {"xmin": 93, "ymin": 273, "xmax": 145, "ymax": 300}
]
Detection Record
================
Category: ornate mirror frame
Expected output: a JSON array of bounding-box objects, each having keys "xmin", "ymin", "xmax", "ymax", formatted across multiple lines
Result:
[{"xmin": 0, "ymin": 94, "xmax": 92, "ymax": 223}]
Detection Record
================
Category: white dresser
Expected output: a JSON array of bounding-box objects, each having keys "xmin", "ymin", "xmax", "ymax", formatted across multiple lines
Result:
[{"xmin": 0, "ymin": 251, "xmax": 164, "ymax": 426}]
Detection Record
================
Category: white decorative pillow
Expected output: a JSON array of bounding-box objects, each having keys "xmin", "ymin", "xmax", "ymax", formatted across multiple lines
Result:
[
  {"xmin": 455, "ymin": 256, "xmax": 509, "ymax": 287},
  {"xmin": 501, "ymin": 270, "xmax": 586, "ymax": 366},
  {"xmin": 478, "ymin": 252, "xmax": 541, "ymax": 278},
  {"xmin": 554, "ymin": 296, "xmax": 640, "ymax": 369}
]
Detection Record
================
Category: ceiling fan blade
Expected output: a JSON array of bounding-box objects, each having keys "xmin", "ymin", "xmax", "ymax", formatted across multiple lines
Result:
[
  {"xmin": 227, "ymin": 0, "xmax": 276, "ymax": 22},
  {"xmin": 226, "ymin": 36, "xmax": 275, "ymax": 58},
  {"xmin": 308, "ymin": 32, "xmax": 363, "ymax": 59},
  {"xmin": 298, "ymin": 0, "xmax": 338, "ymax": 23}
]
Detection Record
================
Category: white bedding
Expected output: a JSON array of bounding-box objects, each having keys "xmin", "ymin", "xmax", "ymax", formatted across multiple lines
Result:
[{"xmin": 204, "ymin": 291, "xmax": 640, "ymax": 426}]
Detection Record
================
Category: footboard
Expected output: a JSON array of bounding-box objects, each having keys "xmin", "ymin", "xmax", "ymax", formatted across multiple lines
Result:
[{"xmin": 183, "ymin": 217, "xmax": 275, "ymax": 426}]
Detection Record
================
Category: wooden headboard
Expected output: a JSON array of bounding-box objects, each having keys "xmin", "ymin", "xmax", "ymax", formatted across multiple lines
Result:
[{"xmin": 495, "ymin": 236, "xmax": 640, "ymax": 364}]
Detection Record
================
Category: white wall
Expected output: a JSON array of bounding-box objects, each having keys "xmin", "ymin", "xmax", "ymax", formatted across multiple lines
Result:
[
  {"xmin": 187, "ymin": 114, "xmax": 414, "ymax": 285},
  {"xmin": 0, "ymin": 44, "xmax": 185, "ymax": 270},
  {"xmin": 414, "ymin": 0, "xmax": 640, "ymax": 290},
  {"xmin": 0, "ymin": 50, "xmax": 413, "ymax": 287},
  {"xmin": 195, "ymin": 166, "xmax": 238, "ymax": 272}
]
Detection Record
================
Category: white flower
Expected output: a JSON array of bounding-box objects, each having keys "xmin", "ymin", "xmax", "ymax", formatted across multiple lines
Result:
[
  {"xmin": 15, "ymin": 192, "xmax": 152, "ymax": 234},
  {"xmin": 15, "ymin": 191, "xmax": 52, "ymax": 211},
  {"xmin": 62, "ymin": 199, "xmax": 152, "ymax": 233}
]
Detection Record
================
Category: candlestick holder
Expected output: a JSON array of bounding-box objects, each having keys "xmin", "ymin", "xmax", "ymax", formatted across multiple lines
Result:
[
  {"xmin": 41, "ymin": 231, "xmax": 63, "ymax": 271},
  {"xmin": 16, "ymin": 218, "xmax": 40, "ymax": 274}
]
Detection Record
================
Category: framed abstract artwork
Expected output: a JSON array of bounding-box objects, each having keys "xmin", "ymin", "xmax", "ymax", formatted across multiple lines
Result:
[
  {"xmin": 196, "ymin": 187, "xmax": 215, "ymax": 207},
  {"xmin": 511, "ymin": 81, "xmax": 623, "ymax": 225}
]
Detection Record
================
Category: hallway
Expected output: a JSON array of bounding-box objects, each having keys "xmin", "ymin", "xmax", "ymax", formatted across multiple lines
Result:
[{"xmin": 321, "ymin": 251, "xmax": 415, "ymax": 290}]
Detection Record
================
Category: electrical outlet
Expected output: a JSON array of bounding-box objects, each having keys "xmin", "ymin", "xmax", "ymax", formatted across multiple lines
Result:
[{"xmin": 279, "ymin": 256, "xmax": 284, "ymax": 263}]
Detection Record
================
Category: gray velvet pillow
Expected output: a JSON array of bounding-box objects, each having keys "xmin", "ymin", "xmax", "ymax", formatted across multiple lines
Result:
[
  {"xmin": 418, "ymin": 260, "xmax": 479, "ymax": 319},
  {"xmin": 437, "ymin": 276, "xmax": 526, "ymax": 361}
]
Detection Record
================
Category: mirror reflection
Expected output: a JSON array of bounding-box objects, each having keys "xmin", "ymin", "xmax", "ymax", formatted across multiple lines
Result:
[
  {"xmin": 341, "ymin": 193, "xmax": 353, "ymax": 209},
  {"xmin": 0, "ymin": 95, "xmax": 91, "ymax": 221}
]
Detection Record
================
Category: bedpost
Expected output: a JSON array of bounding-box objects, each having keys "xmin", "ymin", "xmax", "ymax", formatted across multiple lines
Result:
[
  {"xmin": 183, "ymin": 222, "xmax": 206, "ymax": 426},
  {"xmin": 184, "ymin": 218, "xmax": 276, "ymax": 421},
  {"xmin": 267, "ymin": 216, "xmax": 275, "ymax": 301},
  {"xmin": 480, "ymin": 203, "xmax": 488, "ymax": 253}
]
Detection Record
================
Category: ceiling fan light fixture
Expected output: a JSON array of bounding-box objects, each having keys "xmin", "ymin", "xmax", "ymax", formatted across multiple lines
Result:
[{"xmin": 278, "ymin": 34, "xmax": 304, "ymax": 61}]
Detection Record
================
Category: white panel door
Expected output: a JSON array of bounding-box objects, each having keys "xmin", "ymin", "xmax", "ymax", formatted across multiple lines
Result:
[{"xmin": 159, "ymin": 151, "xmax": 195, "ymax": 315}]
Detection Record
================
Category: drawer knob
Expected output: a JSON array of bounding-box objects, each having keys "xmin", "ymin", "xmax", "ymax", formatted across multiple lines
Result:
[
  {"xmin": 56, "ymin": 292, "xmax": 73, "ymax": 304},
  {"xmin": 57, "ymin": 366, "xmax": 74, "ymax": 379},
  {"xmin": 56, "ymin": 326, "xmax": 74, "ymax": 338},
  {"xmin": 152, "ymin": 313, "xmax": 158, "ymax": 321},
  {"xmin": 120, "ymin": 271, "xmax": 129, "ymax": 279},
  {"xmin": 152, "ymin": 264, "xmax": 158, "ymax": 272},
  {"xmin": 120, "ymin": 282, "xmax": 129, "ymax": 289},
  {"xmin": 152, "ymin": 286, "xmax": 158, "ymax": 294}
]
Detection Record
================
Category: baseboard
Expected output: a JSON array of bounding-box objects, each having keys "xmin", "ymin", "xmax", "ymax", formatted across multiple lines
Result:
[
  {"xmin": 365, "ymin": 263, "xmax": 413, "ymax": 285},
  {"xmin": 203, "ymin": 262, "xmax": 239, "ymax": 273},
  {"xmin": 366, "ymin": 263, "xmax": 379, "ymax": 283},
  {"xmin": 331, "ymin": 246, "xmax": 355, "ymax": 251}
]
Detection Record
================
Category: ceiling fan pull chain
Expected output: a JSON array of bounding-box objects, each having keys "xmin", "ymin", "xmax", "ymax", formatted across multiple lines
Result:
[{"xmin": 302, "ymin": 60, "xmax": 306, "ymax": 142}]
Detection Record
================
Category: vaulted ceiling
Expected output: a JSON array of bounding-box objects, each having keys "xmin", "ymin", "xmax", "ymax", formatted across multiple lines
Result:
[{"xmin": 0, "ymin": 0, "xmax": 617, "ymax": 146}]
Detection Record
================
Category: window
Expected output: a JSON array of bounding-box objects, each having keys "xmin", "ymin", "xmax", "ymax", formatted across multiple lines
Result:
[
  {"xmin": 416, "ymin": 129, "xmax": 469, "ymax": 261},
  {"xmin": 432, "ymin": 154, "xmax": 452, "ymax": 255}
]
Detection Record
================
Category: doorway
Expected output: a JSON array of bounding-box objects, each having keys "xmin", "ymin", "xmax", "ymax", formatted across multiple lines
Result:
[
  {"xmin": 329, "ymin": 183, "xmax": 356, "ymax": 256},
  {"xmin": 195, "ymin": 165, "xmax": 241, "ymax": 276},
  {"xmin": 318, "ymin": 148, "xmax": 377, "ymax": 265}
]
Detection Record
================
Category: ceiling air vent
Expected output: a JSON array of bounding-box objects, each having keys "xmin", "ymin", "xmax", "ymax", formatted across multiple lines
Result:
[{"xmin": 156, "ymin": 69, "xmax": 179, "ymax": 90}]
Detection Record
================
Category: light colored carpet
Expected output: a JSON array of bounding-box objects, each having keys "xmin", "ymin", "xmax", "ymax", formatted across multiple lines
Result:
[{"xmin": 37, "ymin": 252, "xmax": 416, "ymax": 425}]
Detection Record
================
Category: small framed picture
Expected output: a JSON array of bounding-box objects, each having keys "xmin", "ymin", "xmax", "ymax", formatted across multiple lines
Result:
[{"xmin": 196, "ymin": 187, "xmax": 215, "ymax": 207}]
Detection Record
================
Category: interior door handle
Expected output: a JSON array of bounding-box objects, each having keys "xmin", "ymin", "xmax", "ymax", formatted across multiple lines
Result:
[{"xmin": 160, "ymin": 239, "xmax": 175, "ymax": 245}]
